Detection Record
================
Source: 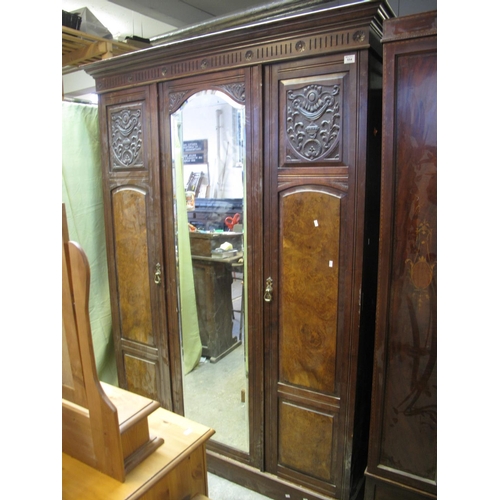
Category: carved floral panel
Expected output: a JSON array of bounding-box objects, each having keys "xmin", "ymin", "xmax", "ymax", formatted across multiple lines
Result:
[
  {"xmin": 282, "ymin": 79, "xmax": 343, "ymax": 164},
  {"xmin": 109, "ymin": 104, "xmax": 144, "ymax": 170}
]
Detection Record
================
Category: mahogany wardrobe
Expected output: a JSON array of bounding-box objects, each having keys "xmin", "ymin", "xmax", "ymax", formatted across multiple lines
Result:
[{"xmin": 84, "ymin": 2, "xmax": 397, "ymax": 499}]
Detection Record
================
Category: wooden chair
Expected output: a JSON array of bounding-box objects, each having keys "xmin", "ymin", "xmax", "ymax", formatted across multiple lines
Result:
[{"xmin": 62, "ymin": 205, "xmax": 163, "ymax": 482}]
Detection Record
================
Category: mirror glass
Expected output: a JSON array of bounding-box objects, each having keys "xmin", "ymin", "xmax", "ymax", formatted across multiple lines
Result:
[{"xmin": 171, "ymin": 90, "xmax": 248, "ymax": 452}]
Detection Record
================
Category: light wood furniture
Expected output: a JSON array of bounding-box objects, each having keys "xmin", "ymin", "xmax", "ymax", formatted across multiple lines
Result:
[
  {"xmin": 364, "ymin": 11, "xmax": 437, "ymax": 500},
  {"xmin": 62, "ymin": 204, "xmax": 215, "ymax": 496},
  {"xmin": 63, "ymin": 204, "xmax": 164, "ymax": 481},
  {"xmin": 84, "ymin": 2, "xmax": 394, "ymax": 498},
  {"xmin": 63, "ymin": 26, "xmax": 137, "ymax": 75},
  {"xmin": 63, "ymin": 407, "xmax": 215, "ymax": 499}
]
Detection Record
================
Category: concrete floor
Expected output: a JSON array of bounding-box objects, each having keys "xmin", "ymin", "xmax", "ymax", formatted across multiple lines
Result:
[
  {"xmin": 208, "ymin": 473, "xmax": 272, "ymax": 500},
  {"xmin": 183, "ymin": 277, "xmax": 250, "ymax": 452},
  {"xmin": 184, "ymin": 276, "xmax": 272, "ymax": 499}
]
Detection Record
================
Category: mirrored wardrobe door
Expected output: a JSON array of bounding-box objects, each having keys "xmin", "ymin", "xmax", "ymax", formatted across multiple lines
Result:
[{"xmin": 163, "ymin": 78, "xmax": 251, "ymax": 456}]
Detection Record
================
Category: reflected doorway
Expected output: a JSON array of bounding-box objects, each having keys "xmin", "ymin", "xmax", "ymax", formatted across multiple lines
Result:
[{"xmin": 171, "ymin": 90, "xmax": 249, "ymax": 453}]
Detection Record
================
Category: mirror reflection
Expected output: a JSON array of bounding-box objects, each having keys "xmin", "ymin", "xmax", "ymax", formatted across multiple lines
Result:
[{"xmin": 171, "ymin": 90, "xmax": 248, "ymax": 452}]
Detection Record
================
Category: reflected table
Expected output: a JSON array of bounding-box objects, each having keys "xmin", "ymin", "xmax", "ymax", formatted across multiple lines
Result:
[
  {"xmin": 191, "ymin": 251, "xmax": 243, "ymax": 363},
  {"xmin": 189, "ymin": 230, "xmax": 243, "ymax": 363}
]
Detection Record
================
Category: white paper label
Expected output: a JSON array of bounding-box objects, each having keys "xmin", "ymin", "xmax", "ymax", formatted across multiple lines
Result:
[
  {"xmin": 344, "ymin": 54, "xmax": 355, "ymax": 64},
  {"xmin": 314, "ymin": 220, "xmax": 319, "ymax": 227},
  {"xmin": 329, "ymin": 261, "xmax": 333, "ymax": 268}
]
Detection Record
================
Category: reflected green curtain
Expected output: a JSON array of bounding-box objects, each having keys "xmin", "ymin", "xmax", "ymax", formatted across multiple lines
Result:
[
  {"xmin": 172, "ymin": 120, "xmax": 202, "ymax": 374},
  {"xmin": 62, "ymin": 101, "xmax": 117, "ymax": 385}
]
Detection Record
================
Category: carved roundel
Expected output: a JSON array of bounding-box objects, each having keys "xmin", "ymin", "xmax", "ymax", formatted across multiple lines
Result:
[
  {"xmin": 286, "ymin": 83, "xmax": 341, "ymax": 162},
  {"xmin": 295, "ymin": 41, "xmax": 306, "ymax": 52},
  {"xmin": 353, "ymin": 30, "xmax": 366, "ymax": 42}
]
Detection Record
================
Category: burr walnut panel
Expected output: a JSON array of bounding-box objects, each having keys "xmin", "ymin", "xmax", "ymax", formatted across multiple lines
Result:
[
  {"xmin": 112, "ymin": 186, "xmax": 154, "ymax": 346},
  {"xmin": 278, "ymin": 400, "xmax": 337, "ymax": 484},
  {"xmin": 123, "ymin": 353, "xmax": 159, "ymax": 401},
  {"xmin": 279, "ymin": 188, "xmax": 341, "ymax": 395}
]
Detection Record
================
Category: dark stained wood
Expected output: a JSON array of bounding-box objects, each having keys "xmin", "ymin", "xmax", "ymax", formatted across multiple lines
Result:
[
  {"xmin": 364, "ymin": 11, "xmax": 437, "ymax": 500},
  {"xmin": 98, "ymin": 84, "xmax": 173, "ymax": 410},
  {"xmin": 191, "ymin": 258, "xmax": 240, "ymax": 361},
  {"xmin": 364, "ymin": 476, "xmax": 437, "ymax": 500},
  {"xmin": 87, "ymin": 2, "xmax": 395, "ymax": 498},
  {"xmin": 244, "ymin": 63, "xmax": 265, "ymax": 472},
  {"xmin": 207, "ymin": 451, "xmax": 335, "ymax": 500},
  {"xmin": 85, "ymin": 1, "xmax": 392, "ymax": 93},
  {"xmin": 261, "ymin": 42, "xmax": 383, "ymax": 499}
]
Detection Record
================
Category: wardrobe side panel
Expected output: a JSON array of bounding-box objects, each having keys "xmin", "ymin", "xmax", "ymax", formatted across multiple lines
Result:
[{"xmin": 365, "ymin": 12, "xmax": 437, "ymax": 500}]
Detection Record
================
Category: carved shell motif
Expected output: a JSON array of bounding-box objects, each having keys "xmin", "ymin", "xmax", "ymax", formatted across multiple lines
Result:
[
  {"xmin": 111, "ymin": 108, "xmax": 143, "ymax": 168},
  {"xmin": 286, "ymin": 84, "xmax": 341, "ymax": 162}
]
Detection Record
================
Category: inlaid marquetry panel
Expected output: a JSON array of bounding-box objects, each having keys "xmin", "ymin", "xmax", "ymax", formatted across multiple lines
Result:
[
  {"xmin": 108, "ymin": 102, "xmax": 145, "ymax": 171},
  {"xmin": 123, "ymin": 353, "xmax": 159, "ymax": 401},
  {"xmin": 280, "ymin": 74, "xmax": 346, "ymax": 165},
  {"xmin": 279, "ymin": 188, "xmax": 341, "ymax": 394},
  {"xmin": 379, "ymin": 51, "xmax": 437, "ymax": 484},
  {"xmin": 112, "ymin": 186, "xmax": 154, "ymax": 346},
  {"xmin": 278, "ymin": 400, "xmax": 337, "ymax": 483}
]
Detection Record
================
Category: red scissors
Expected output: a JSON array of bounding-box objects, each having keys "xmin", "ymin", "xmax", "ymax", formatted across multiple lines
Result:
[{"xmin": 224, "ymin": 213, "xmax": 241, "ymax": 231}]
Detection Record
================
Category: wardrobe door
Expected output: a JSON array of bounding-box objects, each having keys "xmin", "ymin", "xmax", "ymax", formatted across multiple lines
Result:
[
  {"xmin": 365, "ymin": 12, "xmax": 437, "ymax": 500},
  {"xmin": 159, "ymin": 67, "xmax": 265, "ymax": 467},
  {"xmin": 99, "ymin": 85, "xmax": 173, "ymax": 410},
  {"xmin": 264, "ymin": 52, "xmax": 367, "ymax": 499}
]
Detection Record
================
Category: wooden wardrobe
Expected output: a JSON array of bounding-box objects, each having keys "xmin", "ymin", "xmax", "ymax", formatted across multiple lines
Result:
[
  {"xmin": 85, "ymin": 2, "xmax": 394, "ymax": 499},
  {"xmin": 364, "ymin": 11, "xmax": 437, "ymax": 500}
]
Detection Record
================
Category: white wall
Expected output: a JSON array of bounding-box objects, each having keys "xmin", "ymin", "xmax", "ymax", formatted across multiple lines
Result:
[{"xmin": 180, "ymin": 92, "xmax": 244, "ymax": 199}]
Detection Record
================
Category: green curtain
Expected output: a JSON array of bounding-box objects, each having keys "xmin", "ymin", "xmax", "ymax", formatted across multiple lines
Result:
[
  {"xmin": 172, "ymin": 120, "xmax": 202, "ymax": 374},
  {"xmin": 62, "ymin": 101, "xmax": 117, "ymax": 385}
]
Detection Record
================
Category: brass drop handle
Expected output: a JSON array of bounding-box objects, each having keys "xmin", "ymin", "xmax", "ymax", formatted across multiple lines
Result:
[
  {"xmin": 154, "ymin": 263, "xmax": 162, "ymax": 285},
  {"xmin": 264, "ymin": 277, "xmax": 273, "ymax": 303}
]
